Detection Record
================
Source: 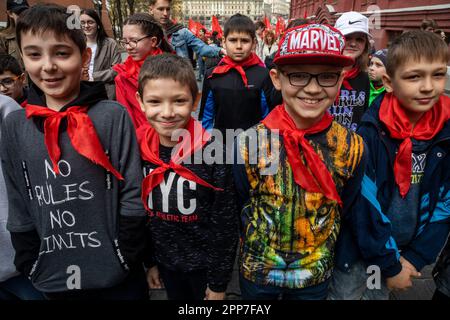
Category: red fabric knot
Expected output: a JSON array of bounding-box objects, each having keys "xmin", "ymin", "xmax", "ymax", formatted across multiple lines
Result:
[
  {"xmin": 25, "ymin": 104, "xmax": 124, "ymax": 181},
  {"xmin": 262, "ymin": 105, "xmax": 342, "ymax": 206},
  {"xmin": 379, "ymin": 93, "xmax": 449, "ymax": 197},
  {"xmin": 208, "ymin": 53, "xmax": 262, "ymax": 87},
  {"xmin": 137, "ymin": 118, "xmax": 223, "ymax": 212}
]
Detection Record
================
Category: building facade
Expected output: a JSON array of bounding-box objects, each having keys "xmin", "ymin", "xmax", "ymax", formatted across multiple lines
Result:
[
  {"xmin": 289, "ymin": 0, "xmax": 450, "ymax": 50},
  {"xmin": 181, "ymin": 0, "xmax": 265, "ymax": 26},
  {"xmin": 264, "ymin": 0, "xmax": 290, "ymax": 18}
]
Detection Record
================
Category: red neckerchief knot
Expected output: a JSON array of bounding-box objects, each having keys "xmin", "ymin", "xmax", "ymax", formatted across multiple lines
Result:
[
  {"xmin": 208, "ymin": 52, "xmax": 261, "ymax": 87},
  {"xmin": 262, "ymin": 105, "xmax": 342, "ymax": 206},
  {"xmin": 379, "ymin": 93, "xmax": 449, "ymax": 197},
  {"xmin": 137, "ymin": 118, "xmax": 222, "ymax": 212},
  {"xmin": 26, "ymin": 104, "xmax": 124, "ymax": 180}
]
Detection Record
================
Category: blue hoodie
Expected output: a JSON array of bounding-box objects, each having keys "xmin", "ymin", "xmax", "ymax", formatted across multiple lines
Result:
[{"xmin": 335, "ymin": 93, "xmax": 450, "ymax": 277}]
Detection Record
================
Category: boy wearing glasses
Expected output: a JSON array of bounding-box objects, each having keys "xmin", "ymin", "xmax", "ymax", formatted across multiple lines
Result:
[
  {"xmin": 0, "ymin": 54, "xmax": 27, "ymax": 107},
  {"xmin": 233, "ymin": 24, "xmax": 366, "ymax": 300}
]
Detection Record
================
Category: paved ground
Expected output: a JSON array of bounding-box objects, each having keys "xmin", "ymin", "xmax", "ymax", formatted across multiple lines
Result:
[{"xmin": 149, "ymin": 260, "xmax": 436, "ymax": 300}]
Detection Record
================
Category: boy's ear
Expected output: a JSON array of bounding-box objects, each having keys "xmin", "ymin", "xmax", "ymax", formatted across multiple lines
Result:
[
  {"xmin": 382, "ymin": 73, "xmax": 393, "ymax": 93},
  {"xmin": 336, "ymin": 70, "xmax": 345, "ymax": 89},
  {"xmin": 150, "ymin": 36, "xmax": 158, "ymax": 48},
  {"xmin": 192, "ymin": 92, "xmax": 201, "ymax": 112},
  {"xmin": 82, "ymin": 47, "xmax": 92, "ymax": 68},
  {"xmin": 136, "ymin": 91, "xmax": 146, "ymax": 113},
  {"xmin": 269, "ymin": 68, "xmax": 282, "ymax": 91},
  {"xmin": 18, "ymin": 73, "xmax": 26, "ymax": 85}
]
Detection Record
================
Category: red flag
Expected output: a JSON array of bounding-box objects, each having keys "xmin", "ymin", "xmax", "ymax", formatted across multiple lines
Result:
[
  {"xmin": 303, "ymin": 10, "xmax": 308, "ymax": 19},
  {"xmin": 188, "ymin": 18, "xmax": 200, "ymax": 36},
  {"xmin": 275, "ymin": 16, "xmax": 286, "ymax": 38},
  {"xmin": 211, "ymin": 15, "xmax": 223, "ymax": 39},
  {"xmin": 264, "ymin": 15, "xmax": 272, "ymax": 30}
]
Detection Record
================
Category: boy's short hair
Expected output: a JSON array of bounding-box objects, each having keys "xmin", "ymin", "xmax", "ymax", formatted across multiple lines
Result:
[
  {"xmin": 386, "ymin": 30, "xmax": 449, "ymax": 77},
  {"xmin": 0, "ymin": 54, "xmax": 23, "ymax": 76},
  {"xmin": 224, "ymin": 14, "xmax": 256, "ymax": 39},
  {"xmin": 16, "ymin": 4, "xmax": 86, "ymax": 54},
  {"xmin": 138, "ymin": 53, "xmax": 198, "ymax": 103}
]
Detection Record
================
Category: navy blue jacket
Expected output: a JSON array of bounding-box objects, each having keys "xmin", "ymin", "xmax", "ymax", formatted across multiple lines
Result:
[{"xmin": 335, "ymin": 93, "xmax": 450, "ymax": 277}]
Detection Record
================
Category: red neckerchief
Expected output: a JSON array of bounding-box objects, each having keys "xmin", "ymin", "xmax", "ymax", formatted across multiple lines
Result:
[
  {"xmin": 379, "ymin": 93, "xmax": 449, "ymax": 197},
  {"xmin": 113, "ymin": 48, "xmax": 163, "ymax": 79},
  {"xmin": 342, "ymin": 66, "xmax": 360, "ymax": 90},
  {"xmin": 136, "ymin": 118, "xmax": 222, "ymax": 212},
  {"xmin": 26, "ymin": 104, "xmax": 124, "ymax": 181},
  {"xmin": 208, "ymin": 52, "xmax": 261, "ymax": 87},
  {"xmin": 113, "ymin": 48, "xmax": 163, "ymax": 129},
  {"xmin": 262, "ymin": 105, "xmax": 342, "ymax": 206}
]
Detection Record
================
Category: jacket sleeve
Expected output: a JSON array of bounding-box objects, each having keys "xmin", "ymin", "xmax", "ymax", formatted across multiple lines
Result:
[
  {"xmin": 116, "ymin": 107, "xmax": 147, "ymax": 268},
  {"xmin": 206, "ymin": 152, "xmax": 239, "ymax": 292},
  {"xmin": 1, "ymin": 116, "xmax": 40, "ymax": 276},
  {"xmin": 10, "ymin": 230, "xmax": 41, "ymax": 276},
  {"xmin": 402, "ymin": 174, "xmax": 450, "ymax": 271},
  {"xmin": 93, "ymin": 39, "xmax": 121, "ymax": 84},
  {"xmin": 183, "ymin": 29, "xmax": 221, "ymax": 58},
  {"xmin": 199, "ymin": 72, "xmax": 216, "ymax": 131},
  {"xmin": 351, "ymin": 125, "xmax": 403, "ymax": 278},
  {"xmin": 261, "ymin": 71, "xmax": 282, "ymax": 112},
  {"xmin": 232, "ymin": 137, "xmax": 251, "ymax": 211}
]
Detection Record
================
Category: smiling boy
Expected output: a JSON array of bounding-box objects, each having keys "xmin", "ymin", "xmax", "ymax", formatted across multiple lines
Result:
[
  {"xmin": 331, "ymin": 30, "xmax": 450, "ymax": 300},
  {"xmin": 1, "ymin": 4, "xmax": 148, "ymax": 299},
  {"xmin": 233, "ymin": 24, "xmax": 366, "ymax": 300},
  {"xmin": 136, "ymin": 54, "xmax": 238, "ymax": 300}
]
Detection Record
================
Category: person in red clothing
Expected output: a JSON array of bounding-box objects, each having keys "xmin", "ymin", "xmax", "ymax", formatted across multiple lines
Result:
[{"xmin": 114, "ymin": 13, "xmax": 172, "ymax": 129}]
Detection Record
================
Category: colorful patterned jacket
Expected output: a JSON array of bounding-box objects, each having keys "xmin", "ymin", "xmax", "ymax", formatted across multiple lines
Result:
[{"xmin": 233, "ymin": 119, "xmax": 366, "ymax": 289}]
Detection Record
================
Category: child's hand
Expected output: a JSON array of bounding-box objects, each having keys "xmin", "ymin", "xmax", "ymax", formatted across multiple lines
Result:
[
  {"xmin": 400, "ymin": 256, "xmax": 421, "ymax": 276},
  {"xmin": 386, "ymin": 265, "xmax": 419, "ymax": 290},
  {"xmin": 146, "ymin": 266, "xmax": 164, "ymax": 289},
  {"xmin": 204, "ymin": 287, "xmax": 225, "ymax": 300}
]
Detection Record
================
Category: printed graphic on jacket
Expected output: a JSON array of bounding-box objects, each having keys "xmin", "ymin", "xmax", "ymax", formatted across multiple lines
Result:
[
  {"xmin": 236, "ymin": 122, "xmax": 364, "ymax": 289},
  {"xmin": 329, "ymin": 72, "xmax": 370, "ymax": 131}
]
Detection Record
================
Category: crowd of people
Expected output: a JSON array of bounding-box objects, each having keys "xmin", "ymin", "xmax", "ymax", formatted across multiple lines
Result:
[{"xmin": 0, "ymin": 0, "xmax": 449, "ymax": 301}]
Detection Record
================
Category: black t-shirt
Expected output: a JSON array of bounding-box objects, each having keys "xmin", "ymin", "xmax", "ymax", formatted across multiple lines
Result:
[
  {"xmin": 329, "ymin": 71, "xmax": 370, "ymax": 132},
  {"xmin": 143, "ymin": 144, "xmax": 239, "ymax": 292}
]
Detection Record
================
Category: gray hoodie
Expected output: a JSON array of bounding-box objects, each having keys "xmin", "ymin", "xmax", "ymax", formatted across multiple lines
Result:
[{"xmin": 0, "ymin": 95, "xmax": 21, "ymax": 282}]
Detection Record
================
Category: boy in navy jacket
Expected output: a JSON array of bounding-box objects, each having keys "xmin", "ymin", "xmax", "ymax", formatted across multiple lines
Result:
[
  {"xmin": 330, "ymin": 30, "xmax": 450, "ymax": 300},
  {"xmin": 199, "ymin": 14, "xmax": 281, "ymax": 141}
]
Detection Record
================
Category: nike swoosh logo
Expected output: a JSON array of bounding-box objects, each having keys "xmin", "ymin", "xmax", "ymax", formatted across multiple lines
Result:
[{"xmin": 348, "ymin": 20, "xmax": 362, "ymax": 25}]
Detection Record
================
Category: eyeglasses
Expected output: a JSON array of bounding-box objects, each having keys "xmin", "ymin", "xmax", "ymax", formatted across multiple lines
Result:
[
  {"xmin": 119, "ymin": 35, "xmax": 152, "ymax": 49},
  {"xmin": 281, "ymin": 71, "xmax": 341, "ymax": 87},
  {"xmin": 80, "ymin": 20, "xmax": 96, "ymax": 27},
  {"xmin": 0, "ymin": 74, "xmax": 22, "ymax": 88}
]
